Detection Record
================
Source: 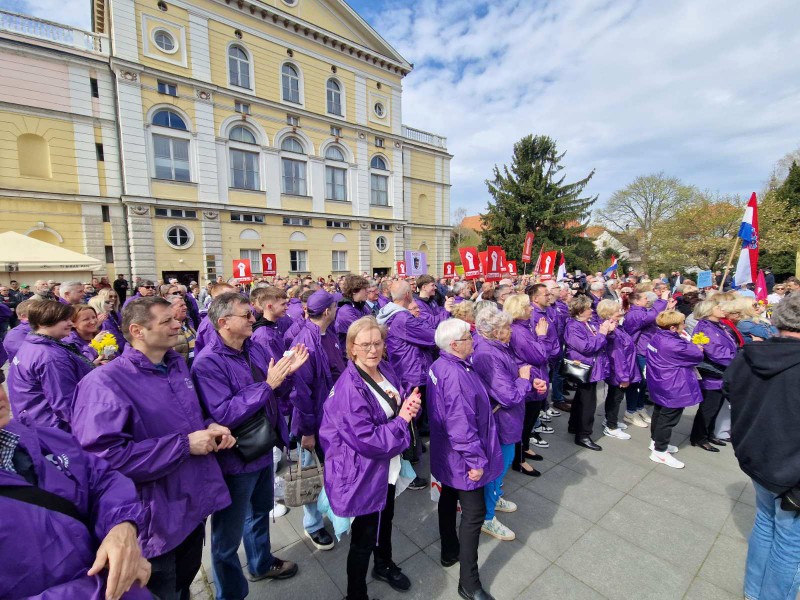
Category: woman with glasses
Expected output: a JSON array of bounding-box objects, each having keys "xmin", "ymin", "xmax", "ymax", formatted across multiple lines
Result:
[
  {"xmin": 167, "ymin": 294, "xmax": 198, "ymax": 365},
  {"xmin": 319, "ymin": 316, "xmax": 421, "ymax": 600},
  {"xmin": 767, "ymin": 284, "xmax": 786, "ymax": 305},
  {"xmin": 723, "ymin": 297, "xmax": 777, "ymax": 344},
  {"xmin": 95, "ymin": 288, "xmax": 127, "ymax": 351}
]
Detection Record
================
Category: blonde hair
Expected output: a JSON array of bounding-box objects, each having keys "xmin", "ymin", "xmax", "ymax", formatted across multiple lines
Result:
[
  {"xmin": 635, "ymin": 282, "xmax": 654, "ymax": 293},
  {"xmin": 693, "ymin": 296, "xmax": 723, "ymax": 320},
  {"xmin": 88, "ymin": 295, "xmax": 106, "ymax": 315},
  {"xmin": 719, "ymin": 297, "xmax": 758, "ymax": 320},
  {"xmin": 97, "ymin": 287, "xmax": 120, "ymax": 311},
  {"xmin": 450, "ymin": 300, "xmax": 475, "ymax": 323},
  {"xmin": 656, "ymin": 310, "xmax": 685, "ymax": 329},
  {"xmin": 503, "ymin": 294, "xmax": 531, "ymax": 320},
  {"xmin": 346, "ymin": 316, "xmax": 386, "ymax": 360},
  {"xmin": 596, "ymin": 299, "xmax": 621, "ymax": 320}
]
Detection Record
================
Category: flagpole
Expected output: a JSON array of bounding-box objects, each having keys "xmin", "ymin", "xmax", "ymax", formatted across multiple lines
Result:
[{"xmin": 719, "ymin": 236, "xmax": 740, "ymax": 290}]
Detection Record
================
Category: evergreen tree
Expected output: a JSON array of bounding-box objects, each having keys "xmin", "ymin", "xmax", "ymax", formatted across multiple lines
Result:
[
  {"xmin": 778, "ymin": 161, "xmax": 800, "ymax": 210},
  {"xmin": 482, "ymin": 135, "xmax": 598, "ymax": 267}
]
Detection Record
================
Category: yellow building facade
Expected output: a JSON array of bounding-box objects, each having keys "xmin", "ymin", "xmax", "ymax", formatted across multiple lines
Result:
[{"xmin": 0, "ymin": 0, "xmax": 451, "ymax": 282}]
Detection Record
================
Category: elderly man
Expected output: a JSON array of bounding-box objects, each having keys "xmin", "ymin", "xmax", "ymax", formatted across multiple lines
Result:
[
  {"xmin": 365, "ymin": 282, "xmax": 381, "ymax": 316},
  {"xmin": 59, "ymin": 281, "xmax": 85, "ymax": 306},
  {"xmin": 122, "ymin": 280, "xmax": 156, "ymax": 309},
  {"xmin": 71, "ymin": 297, "xmax": 234, "ymax": 600},
  {"xmin": 193, "ymin": 282, "xmax": 236, "ymax": 354}
]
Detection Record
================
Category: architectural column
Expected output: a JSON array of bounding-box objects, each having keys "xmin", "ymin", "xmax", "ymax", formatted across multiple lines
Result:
[
  {"xmin": 359, "ymin": 223, "xmax": 371, "ymax": 275},
  {"xmin": 81, "ymin": 203, "xmax": 106, "ymax": 276},
  {"xmin": 109, "ymin": 204, "xmax": 130, "ymax": 279},
  {"xmin": 126, "ymin": 204, "xmax": 157, "ymax": 280},
  {"xmin": 201, "ymin": 210, "xmax": 223, "ymax": 281},
  {"xmin": 194, "ymin": 91, "xmax": 219, "ymax": 202}
]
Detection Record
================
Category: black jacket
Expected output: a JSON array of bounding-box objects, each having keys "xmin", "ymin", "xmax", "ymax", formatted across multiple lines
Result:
[{"xmin": 725, "ymin": 337, "xmax": 800, "ymax": 493}]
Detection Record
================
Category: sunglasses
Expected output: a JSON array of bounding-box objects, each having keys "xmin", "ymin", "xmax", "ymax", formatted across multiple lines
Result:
[{"xmin": 142, "ymin": 285, "xmax": 156, "ymax": 289}]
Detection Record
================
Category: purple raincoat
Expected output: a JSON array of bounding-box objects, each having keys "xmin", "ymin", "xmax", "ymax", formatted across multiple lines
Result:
[
  {"xmin": 192, "ymin": 315, "xmax": 215, "ymax": 355},
  {"xmin": 693, "ymin": 319, "xmax": 738, "ymax": 390},
  {"xmin": 64, "ymin": 331, "xmax": 99, "ymax": 362},
  {"xmin": 100, "ymin": 311, "xmax": 127, "ymax": 352},
  {"xmin": 377, "ymin": 294, "xmax": 391, "ymax": 309},
  {"xmin": 554, "ymin": 300, "xmax": 570, "ymax": 341},
  {"xmin": 564, "ymin": 319, "xmax": 610, "ymax": 383},
  {"xmin": 622, "ymin": 299, "xmax": 668, "ymax": 356},
  {"xmin": 415, "ymin": 295, "xmax": 449, "ymax": 327},
  {"xmin": 509, "ymin": 320, "xmax": 549, "ymax": 400},
  {"xmin": 319, "ymin": 361, "xmax": 410, "ymax": 517},
  {"xmin": 645, "ymin": 330, "xmax": 704, "ymax": 408},
  {"xmin": 251, "ymin": 316, "xmax": 294, "ymax": 415},
  {"xmin": 605, "ymin": 326, "xmax": 641, "ymax": 387},
  {"xmin": 0, "ymin": 421, "xmax": 151, "ymax": 599},
  {"xmin": 320, "ymin": 326, "xmax": 346, "ymax": 383},
  {"xmin": 334, "ymin": 299, "xmax": 371, "ymax": 354},
  {"xmin": 427, "ymin": 352, "xmax": 503, "ymax": 491},
  {"xmin": 286, "ymin": 297, "xmax": 304, "ymax": 323},
  {"xmin": 471, "ymin": 337, "xmax": 529, "ymax": 445},
  {"xmin": 288, "ymin": 321, "xmax": 334, "ymax": 437},
  {"xmin": 71, "ymin": 346, "xmax": 231, "ymax": 558},
  {"xmin": 7, "ymin": 333, "xmax": 94, "ymax": 431},
  {"xmin": 530, "ymin": 304, "xmax": 561, "ymax": 363},
  {"xmin": 2, "ymin": 320, "xmax": 30, "ymax": 362},
  {"xmin": 377, "ymin": 303, "xmax": 437, "ymax": 395}
]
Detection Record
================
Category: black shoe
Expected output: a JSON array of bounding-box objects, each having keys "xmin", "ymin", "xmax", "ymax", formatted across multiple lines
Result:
[
  {"xmin": 408, "ymin": 476, "xmax": 428, "ymax": 490},
  {"xmin": 305, "ymin": 528, "xmax": 334, "ymax": 550},
  {"xmin": 441, "ymin": 555, "xmax": 459, "ymax": 568},
  {"xmin": 575, "ymin": 437, "xmax": 602, "ymax": 451},
  {"xmin": 523, "ymin": 450, "xmax": 544, "ymax": 461},
  {"xmin": 248, "ymin": 558, "xmax": 298, "ymax": 581},
  {"xmin": 458, "ymin": 584, "xmax": 496, "ymax": 600},
  {"xmin": 373, "ymin": 563, "xmax": 411, "ymax": 592},
  {"xmin": 708, "ymin": 437, "xmax": 727, "ymax": 447},
  {"xmin": 511, "ymin": 463, "xmax": 541, "ymax": 477},
  {"xmin": 691, "ymin": 441, "xmax": 720, "ymax": 452},
  {"xmin": 553, "ymin": 401, "xmax": 572, "ymax": 412}
]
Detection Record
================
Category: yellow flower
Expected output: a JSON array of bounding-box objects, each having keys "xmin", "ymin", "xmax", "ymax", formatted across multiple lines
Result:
[
  {"xmin": 90, "ymin": 333, "xmax": 119, "ymax": 355},
  {"xmin": 692, "ymin": 332, "xmax": 710, "ymax": 346}
]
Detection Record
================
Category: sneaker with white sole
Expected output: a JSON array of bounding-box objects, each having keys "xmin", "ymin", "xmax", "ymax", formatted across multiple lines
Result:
[
  {"xmin": 649, "ymin": 450, "xmax": 685, "ymax": 469},
  {"xmin": 637, "ymin": 409, "xmax": 652, "ymax": 424},
  {"xmin": 481, "ymin": 517, "xmax": 515, "ymax": 541},
  {"xmin": 623, "ymin": 412, "xmax": 649, "ymax": 428},
  {"xmin": 533, "ymin": 424, "xmax": 554, "ymax": 434},
  {"xmin": 269, "ymin": 503, "xmax": 288, "ymax": 519},
  {"xmin": 539, "ymin": 411, "xmax": 552, "ymax": 423},
  {"xmin": 649, "ymin": 440, "xmax": 679, "ymax": 454},
  {"xmin": 602, "ymin": 419, "xmax": 627, "ymax": 430},
  {"xmin": 495, "ymin": 497, "xmax": 517, "ymax": 513},
  {"xmin": 546, "ymin": 408, "xmax": 561, "ymax": 417},
  {"xmin": 530, "ymin": 434, "xmax": 550, "ymax": 448},
  {"xmin": 603, "ymin": 427, "xmax": 632, "ymax": 440}
]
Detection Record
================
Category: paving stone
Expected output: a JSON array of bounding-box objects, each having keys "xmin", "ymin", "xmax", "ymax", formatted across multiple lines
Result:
[
  {"xmin": 560, "ymin": 445, "xmax": 652, "ymax": 493},
  {"xmin": 473, "ymin": 534, "xmax": 550, "ymax": 599},
  {"xmin": 367, "ymin": 550, "xmax": 460, "ymax": 600},
  {"xmin": 519, "ymin": 564, "xmax": 608, "ymax": 599},
  {"xmin": 697, "ymin": 534, "xmax": 748, "ymax": 596},
  {"xmin": 247, "ymin": 540, "xmax": 342, "ymax": 600},
  {"xmin": 529, "ymin": 464, "xmax": 625, "ymax": 523},
  {"xmin": 720, "ymin": 501, "xmax": 755, "ymax": 541},
  {"xmin": 683, "ymin": 577, "xmax": 740, "ymax": 600},
  {"xmin": 739, "ymin": 481, "xmax": 756, "ymax": 507}
]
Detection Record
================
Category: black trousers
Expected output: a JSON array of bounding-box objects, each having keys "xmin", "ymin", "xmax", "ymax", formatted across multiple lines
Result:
[
  {"xmin": 438, "ymin": 484, "xmax": 485, "ymax": 594},
  {"xmin": 148, "ymin": 523, "xmax": 205, "ymax": 600},
  {"xmin": 347, "ymin": 484, "xmax": 395, "ymax": 600},
  {"xmin": 604, "ymin": 385, "xmax": 626, "ymax": 430},
  {"xmin": 650, "ymin": 405, "xmax": 684, "ymax": 451},
  {"xmin": 569, "ymin": 381, "xmax": 597, "ymax": 438},
  {"xmin": 514, "ymin": 399, "xmax": 543, "ymax": 466},
  {"xmin": 690, "ymin": 388, "xmax": 724, "ymax": 444}
]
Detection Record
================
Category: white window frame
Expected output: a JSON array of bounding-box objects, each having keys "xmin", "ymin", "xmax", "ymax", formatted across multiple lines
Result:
[
  {"xmin": 227, "ymin": 43, "xmax": 254, "ymax": 91},
  {"xmin": 152, "ymin": 28, "xmax": 178, "ymax": 54},
  {"xmin": 164, "ymin": 224, "xmax": 194, "ymax": 249},
  {"xmin": 280, "ymin": 136, "xmax": 308, "ymax": 196},
  {"xmin": 280, "ymin": 61, "xmax": 304, "ymax": 106},
  {"xmin": 326, "ymin": 77, "xmax": 346, "ymax": 118},
  {"xmin": 227, "ymin": 125, "xmax": 261, "ymax": 191},
  {"xmin": 324, "ymin": 145, "xmax": 348, "ymax": 202},
  {"xmin": 332, "ymin": 250, "xmax": 347, "ymax": 271},
  {"xmin": 375, "ymin": 235, "xmax": 389, "ymax": 253},
  {"xmin": 369, "ymin": 155, "xmax": 390, "ymax": 206},
  {"xmin": 290, "ymin": 249, "xmax": 308, "ymax": 272},
  {"xmin": 149, "ymin": 107, "xmax": 193, "ymax": 183},
  {"xmin": 240, "ymin": 249, "xmax": 262, "ymax": 273}
]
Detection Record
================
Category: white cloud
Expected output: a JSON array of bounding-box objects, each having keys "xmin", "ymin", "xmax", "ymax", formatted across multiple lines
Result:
[{"xmin": 0, "ymin": 0, "xmax": 91, "ymax": 29}]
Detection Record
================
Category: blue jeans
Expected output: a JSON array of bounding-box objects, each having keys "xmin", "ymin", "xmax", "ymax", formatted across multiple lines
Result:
[
  {"xmin": 625, "ymin": 354, "xmax": 647, "ymax": 413},
  {"xmin": 745, "ymin": 481, "xmax": 800, "ymax": 599},
  {"xmin": 484, "ymin": 443, "xmax": 514, "ymax": 521},
  {"xmin": 301, "ymin": 448, "xmax": 324, "ymax": 534},
  {"xmin": 211, "ymin": 468, "xmax": 276, "ymax": 600},
  {"xmin": 549, "ymin": 355, "xmax": 565, "ymax": 403}
]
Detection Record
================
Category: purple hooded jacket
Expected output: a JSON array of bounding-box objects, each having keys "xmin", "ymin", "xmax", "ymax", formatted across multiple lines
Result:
[
  {"xmin": 377, "ymin": 294, "xmax": 391, "ymax": 309},
  {"xmin": 427, "ymin": 352, "xmax": 503, "ymax": 491},
  {"xmin": 251, "ymin": 316, "xmax": 294, "ymax": 415},
  {"xmin": 605, "ymin": 326, "xmax": 641, "ymax": 387},
  {"xmin": 192, "ymin": 315, "xmax": 215, "ymax": 356},
  {"xmin": 645, "ymin": 330, "xmax": 704, "ymax": 408},
  {"xmin": 0, "ymin": 421, "xmax": 151, "ymax": 599},
  {"xmin": 100, "ymin": 311, "xmax": 128, "ymax": 352},
  {"xmin": 415, "ymin": 295, "xmax": 449, "ymax": 327},
  {"xmin": 623, "ymin": 299, "xmax": 668, "ymax": 356},
  {"xmin": 63, "ymin": 331, "xmax": 99, "ymax": 362},
  {"xmin": 288, "ymin": 321, "xmax": 335, "ymax": 438},
  {"xmin": 2, "ymin": 320, "xmax": 31, "ymax": 362},
  {"xmin": 334, "ymin": 299, "xmax": 371, "ymax": 354},
  {"xmin": 7, "ymin": 333, "xmax": 94, "ymax": 431},
  {"xmin": 553, "ymin": 301, "xmax": 570, "ymax": 341},
  {"xmin": 71, "ymin": 346, "xmax": 231, "ymax": 558},
  {"xmin": 319, "ymin": 361, "xmax": 411, "ymax": 518},
  {"xmin": 693, "ymin": 319, "xmax": 738, "ymax": 391},
  {"xmin": 530, "ymin": 304, "xmax": 561, "ymax": 364},
  {"xmin": 564, "ymin": 319, "xmax": 610, "ymax": 383},
  {"xmin": 509, "ymin": 320, "xmax": 549, "ymax": 401},
  {"xmin": 286, "ymin": 297, "xmax": 304, "ymax": 323},
  {"xmin": 377, "ymin": 302, "xmax": 437, "ymax": 395},
  {"xmin": 471, "ymin": 336, "xmax": 529, "ymax": 445}
]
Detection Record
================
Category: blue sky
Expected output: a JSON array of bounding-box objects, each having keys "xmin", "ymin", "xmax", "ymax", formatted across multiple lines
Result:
[{"xmin": 4, "ymin": 0, "xmax": 800, "ymax": 219}]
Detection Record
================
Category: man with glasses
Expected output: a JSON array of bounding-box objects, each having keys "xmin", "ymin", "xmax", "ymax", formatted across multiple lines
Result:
[{"xmin": 122, "ymin": 280, "xmax": 156, "ymax": 309}]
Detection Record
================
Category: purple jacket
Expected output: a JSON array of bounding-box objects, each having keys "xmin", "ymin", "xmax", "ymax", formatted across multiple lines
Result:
[
  {"xmin": 184, "ymin": 292, "xmax": 201, "ymax": 330},
  {"xmin": 71, "ymin": 346, "xmax": 230, "ymax": 558},
  {"xmin": 377, "ymin": 294, "xmax": 391, "ymax": 309},
  {"xmin": 509, "ymin": 320, "xmax": 549, "ymax": 401},
  {"xmin": 2, "ymin": 320, "xmax": 31, "ymax": 362},
  {"xmin": 251, "ymin": 316, "xmax": 294, "ymax": 415},
  {"xmin": 192, "ymin": 333, "xmax": 289, "ymax": 475},
  {"xmin": 0, "ymin": 421, "xmax": 151, "ymax": 599},
  {"xmin": 320, "ymin": 325, "xmax": 346, "ymax": 383},
  {"xmin": 284, "ymin": 316, "xmax": 304, "ymax": 346},
  {"xmin": 645, "ymin": 330, "xmax": 704, "ymax": 408},
  {"xmin": 377, "ymin": 303, "xmax": 437, "ymax": 394},
  {"xmin": 288, "ymin": 321, "xmax": 335, "ymax": 437},
  {"xmin": 530, "ymin": 304, "xmax": 561, "ymax": 363},
  {"xmin": 334, "ymin": 299, "xmax": 371, "ymax": 354},
  {"xmin": 564, "ymin": 319, "xmax": 610, "ymax": 383},
  {"xmin": 471, "ymin": 337, "xmax": 529, "ymax": 445},
  {"xmin": 286, "ymin": 297, "xmax": 304, "ymax": 323},
  {"xmin": 415, "ymin": 295, "xmax": 449, "ymax": 327},
  {"xmin": 121, "ymin": 292, "xmax": 143, "ymax": 310},
  {"xmin": 605, "ymin": 326, "xmax": 641, "ymax": 387},
  {"xmin": 193, "ymin": 316, "xmax": 215, "ymax": 356},
  {"xmin": 64, "ymin": 331, "xmax": 99, "ymax": 362},
  {"xmin": 7, "ymin": 334, "xmax": 94, "ymax": 431},
  {"xmin": 553, "ymin": 300, "xmax": 569, "ymax": 340},
  {"xmin": 693, "ymin": 319, "xmax": 738, "ymax": 390},
  {"xmin": 100, "ymin": 311, "xmax": 127, "ymax": 352},
  {"xmin": 623, "ymin": 300, "xmax": 668, "ymax": 355},
  {"xmin": 427, "ymin": 352, "xmax": 503, "ymax": 491},
  {"xmin": 319, "ymin": 361, "xmax": 410, "ymax": 517}
]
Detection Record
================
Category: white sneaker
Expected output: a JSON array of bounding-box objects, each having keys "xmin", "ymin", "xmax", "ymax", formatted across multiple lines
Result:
[
  {"xmin": 533, "ymin": 424, "xmax": 554, "ymax": 434},
  {"xmin": 649, "ymin": 450, "xmax": 684, "ymax": 469},
  {"xmin": 602, "ymin": 419, "xmax": 628, "ymax": 430},
  {"xmin": 546, "ymin": 408, "xmax": 561, "ymax": 417},
  {"xmin": 637, "ymin": 409, "xmax": 652, "ymax": 424},
  {"xmin": 603, "ymin": 427, "xmax": 631, "ymax": 440},
  {"xmin": 495, "ymin": 497, "xmax": 517, "ymax": 513},
  {"xmin": 269, "ymin": 502, "xmax": 289, "ymax": 518},
  {"xmin": 623, "ymin": 412, "xmax": 649, "ymax": 428},
  {"xmin": 649, "ymin": 440, "xmax": 679, "ymax": 454},
  {"xmin": 481, "ymin": 517, "xmax": 516, "ymax": 541}
]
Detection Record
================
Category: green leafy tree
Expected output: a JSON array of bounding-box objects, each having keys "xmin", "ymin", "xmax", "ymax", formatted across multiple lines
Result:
[
  {"xmin": 482, "ymin": 135, "xmax": 597, "ymax": 266},
  {"xmin": 760, "ymin": 163, "xmax": 800, "ymax": 277}
]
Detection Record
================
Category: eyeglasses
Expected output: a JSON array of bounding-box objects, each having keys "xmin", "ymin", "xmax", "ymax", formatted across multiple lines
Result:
[
  {"xmin": 354, "ymin": 341, "xmax": 384, "ymax": 352},
  {"xmin": 453, "ymin": 336, "xmax": 472, "ymax": 343},
  {"xmin": 229, "ymin": 312, "xmax": 255, "ymax": 321},
  {"xmin": 142, "ymin": 286, "xmax": 156, "ymax": 290}
]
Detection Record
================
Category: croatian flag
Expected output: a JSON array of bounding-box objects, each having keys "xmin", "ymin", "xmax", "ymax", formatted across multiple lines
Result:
[
  {"xmin": 556, "ymin": 251, "xmax": 567, "ymax": 281},
  {"xmin": 734, "ymin": 193, "xmax": 759, "ymax": 286},
  {"xmin": 603, "ymin": 255, "xmax": 618, "ymax": 278}
]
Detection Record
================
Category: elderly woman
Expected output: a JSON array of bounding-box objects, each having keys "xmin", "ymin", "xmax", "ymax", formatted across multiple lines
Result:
[
  {"xmin": 721, "ymin": 297, "xmax": 776, "ymax": 344},
  {"xmin": 690, "ymin": 297, "xmax": 738, "ymax": 452},
  {"xmin": 6, "ymin": 300, "xmax": 94, "ymax": 430},
  {"xmin": 450, "ymin": 300, "xmax": 476, "ymax": 336},
  {"xmin": 646, "ymin": 310, "xmax": 704, "ymax": 468},
  {"xmin": 64, "ymin": 305, "xmax": 113, "ymax": 364},
  {"xmin": 471, "ymin": 306, "xmax": 533, "ymax": 542},
  {"xmin": 96, "ymin": 287, "xmax": 127, "ymax": 351},
  {"xmin": 319, "ymin": 317, "xmax": 421, "ymax": 600},
  {"xmin": 596, "ymin": 299, "xmax": 639, "ymax": 441},
  {"xmin": 564, "ymin": 295, "xmax": 612, "ymax": 451},
  {"xmin": 504, "ymin": 294, "xmax": 549, "ymax": 476},
  {"xmin": 428, "ymin": 318, "xmax": 502, "ymax": 600},
  {"xmin": 167, "ymin": 294, "xmax": 197, "ymax": 365}
]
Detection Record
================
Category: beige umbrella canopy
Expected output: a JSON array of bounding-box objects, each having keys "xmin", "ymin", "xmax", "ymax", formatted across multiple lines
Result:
[{"xmin": 0, "ymin": 231, "xmax": 103, "ymax": 281}]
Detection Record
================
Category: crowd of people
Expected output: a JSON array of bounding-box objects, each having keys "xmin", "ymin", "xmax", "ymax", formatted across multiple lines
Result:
[{"xmin": 1, "ymin": 266, "xmax": 800, "ymax": 600}]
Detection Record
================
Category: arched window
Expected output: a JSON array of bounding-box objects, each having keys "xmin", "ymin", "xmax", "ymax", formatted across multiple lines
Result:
[
  {"xmin": 151, "ymin": 109, "xmax": 190, "ymax": 181},
  {"xmin": 17, "ymin": 134, "xmax": 52, "ymax": 178},
  {"xmin": 280, "ymin": 137, "xmax": 306, "ymax": 195},
  {"xmin": 281, "ymin": 63, "xmax": 300, "ymax": 103},
  {"xmin": 326, "ymin": 78, "xmax": 342, "ymax": 115},
  {"xmin": 324, "ymin": 146, "xmax": 345, "ymax": 161},
  {"xmin": 281, "ymin": 137, "xmax": 305, "ymax": 154},
  {"xmin": 228, "ymin": 126, "xmax": 260, "ymax": 191},
  {"xmin": 324, "ymin": 145, "xmax": 347, "ymax": 202},
  {"xmin": 370, "ymin": 156, "xmax": 389, "ymax": 206},
  {"xmin": 228, "ymin": 45, "xmax": 251, "ymax": 89},
  {"xmin": 152, "ymin": 109, "xmax": 187, "ymax": 130},
  {"xmin": 370, "ymin": 156, "xmax": 388, "ymax": 170}
]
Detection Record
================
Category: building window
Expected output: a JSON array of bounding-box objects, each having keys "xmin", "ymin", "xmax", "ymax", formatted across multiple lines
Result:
[
  {"xmin": 283, "ymin": 217, "xmax": 310, "ymax": 226},
  {"xmin": 235, "ymin": 101, "xmax": 250, "ymax": 114},
  {"xmin": 101, "ymin": 205, "xmax": 110, "ymax": 222},
  {"xmin": 324, "ymin": 145, "xmax": 347, "ymax": 202},
  {"xmin": 326, "ymin": 220, "xmax": 350, "ymax": 229},
  {"xmin": 280, "ymin": 137, "xmax": 306, "ymax": 195},
  {"xmin": 326, "ymin": 79, "xmax": 342, "ymax": 115},
  {"xmin": 151, "ymin": 109, "xmax": 191, "ymax": 182},
  {"xmin": 166, "ymin": 225, "xmax": 192, "ymax": 248},
  {"xmin": 230, "ymin": 213, "xmax": 264, "ymax": 223},
  {"xmin": 155, "ymin": 208, "xmax": 197, "ymax": 218},
  {"xmin": 153, "ymin": 29, "xmax": 176, "ymax": 53},
  {"xmin": 152, "ymin": 109, "xmax": 187, "ymax": 130},
  {"xmin": 370, "ymin": 156, "xmax": 389, "ymax": 206},
  {"xmin": 375, "ymin": 235, "xmax": 388, "ymax": 252},
  {"xmin": 228, "ymin": 45, "xmax": 251, "ymax": 89},
  {"xmin": 157, "ymin": 81, "xmax": 177, "ymax": 96},
  {"xmin": 331, "ymin": 125, "xmax": 342, "ymax": 137},
  {"xmin": 374, "ymin": 102, "xmax": 385, "ymax": 118},
  {"xmin": 89, "ymin": 77, "xmax": 99, "ymax": 98},
  {"xmin": 287, "ymin": 115, "xmax": 300, "ymax": 127},
  {"xmin": 332, "ymin": 250, "xmax": 347, "ymax": 271},
  {"xmin": 104, "ymin": 245, "xmax": 114, "ymax": 263},
  {"xmin": 371, "ymin": 223, "xmax": 390, "ymax": 231},
  {"xmin": 95, "ymin": 143, "xmax": 105, "ymax": 161},
  {"xmin": 281, "ymin": 63, "xmax": 300, "ymax": 103},
  {"xmin": 375, "ymin": 137, "xmax": 385, "ymax": 148},
  {"xmin": 290, "ymin": 249, "xmax": 308, "ymax": 272},
  {"xmin": 228, "ymin": 125, "xmax": 259, "ymax": 191},
  {"xmin": 240, "ymin": 249, "xmax": 262, "ymax": 273}
]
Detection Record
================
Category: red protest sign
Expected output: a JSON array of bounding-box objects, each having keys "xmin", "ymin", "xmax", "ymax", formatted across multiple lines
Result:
[
  {"xmin": 261, "ymin": 254, "xmax": 277, "ymax": 277},
  {"xmin": 459, "ymin": 247, "xmax": 481, "ymax": 279},
  {"xmin": 396, "ymin": 261, "xmax": 407, "ymax": 277},
  {"xmin": 484, "ymin": 246, "xmax": 504, "ymax": 281},
  {"xmin": 539, "ymin": 251, "xmax": 558, "ymax": 280},
  {"xmin": 443, "ymin": 262, "xmax": 455, "ymax": 277},
  {"xmin": 521, "ymin": 232, "xmax": 535, "ymax": 263},
  {"xmin": 507, "ymin": 260, "xmax": 518, "ymax": 276},
  {"xmin": 232, "ymin": 258, "xmax": 253, "ymax": 283}
]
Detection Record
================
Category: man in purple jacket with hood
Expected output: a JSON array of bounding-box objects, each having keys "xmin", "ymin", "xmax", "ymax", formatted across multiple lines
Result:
[{"xmin": 71, "ymin": 297, "xmax": 235, "ymax": 600}]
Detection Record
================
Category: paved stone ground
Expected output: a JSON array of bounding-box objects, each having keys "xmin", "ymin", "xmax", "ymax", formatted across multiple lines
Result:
[{"xmin": 196, "ymin": 391, "xmax": 753, "ymax": 600}]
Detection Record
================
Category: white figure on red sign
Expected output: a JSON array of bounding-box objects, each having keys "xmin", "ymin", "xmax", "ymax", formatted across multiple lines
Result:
[
  {"xmin": 445, "ymin": 264, "xmax": 453, "ymax": 276},
  {"xmin": 465, "ymin": 251, "xmax": 475, "ymax": 270},
  {"xmin": 544, "ymin": 255, "xmax": 552, "ymax": 274},
  {"xmin": 490, "ymin": 250, "xmax": 498, "ymax": 272},
  {"xmin": 236, "ymin": 262, "xmax": 247, "ymax": 277},
  {"xmin": 508, "ymin": 263, "xmax": 516, "ymax": 275},
  {"xmin": 398, "ymin": 262, "xmax": 406, "ymax": 275},
  {"xmin": 266, "ymin": 257, "xmax": 273, "ymax": 271}
]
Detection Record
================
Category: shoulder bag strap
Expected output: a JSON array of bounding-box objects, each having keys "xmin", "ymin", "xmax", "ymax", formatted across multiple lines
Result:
[
  {"xmin": 354, "ymin": 364, "xmax": 399, "ymax": 416},
  {"xmin": 0, "ymin": 484, "xmax": 87, "ymax": 528}
]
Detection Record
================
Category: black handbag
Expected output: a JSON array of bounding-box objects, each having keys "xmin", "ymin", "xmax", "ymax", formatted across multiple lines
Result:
[
  {"xmin": 231, "ymin": 352, "xmax": 280, "ymax": 463},
  {"xmin": 696, "ymin": 357, "xmax": 727, "ymax": 378},
  {"xmin": 560, "ymin": 358, "xmax": 592, "ymax": 384}
]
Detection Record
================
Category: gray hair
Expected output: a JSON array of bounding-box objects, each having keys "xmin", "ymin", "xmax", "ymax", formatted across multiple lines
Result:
[
  {"xmin": 208, "ymin": 292, "xmax": 249, "ymax": 331},
  {"xmin": 453, "ymin": 281, "xmax": 470, "ymax": 296},
  {"xmin": 435, "ymin": 318, "xmax": 471, "ymax": 352},
  {"xmin": 772, "ymin": 293, "xmax": 800, "ymax": 333},
  {"xmin": 645, "ymin": 291, "xmax": 658, "ymax": 303},
  {"xmin": 590, "ymin": 281, "xmax": 605, "ymax": 292},
  {"xmin": 475, "ymin": 305, "xmax": 512, "ymax": 339},
  {"xmin": 61, "ymin": 281, "xmax": 83, "ymax": 293}
]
